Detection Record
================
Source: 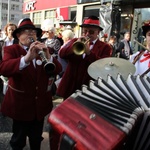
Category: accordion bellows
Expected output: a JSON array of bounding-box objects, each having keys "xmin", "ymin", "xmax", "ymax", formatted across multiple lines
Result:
[{"xmin": 49, "ymin": 74, "xmax": 150, "ymax": 150}]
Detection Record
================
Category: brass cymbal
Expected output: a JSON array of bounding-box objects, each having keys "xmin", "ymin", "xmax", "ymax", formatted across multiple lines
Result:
[{"xmin": 88, "ymin": 57, "xmax": 136, "ymax": 80}]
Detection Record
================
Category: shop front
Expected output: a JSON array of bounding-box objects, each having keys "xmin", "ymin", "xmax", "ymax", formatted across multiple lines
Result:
[
  {"xmin": 23, "ymin": 0, "xmax": 150, "ymax": 46},
  {"xmin": 87, "ymin": 0, "xmax": 149, "ymax": 52}
]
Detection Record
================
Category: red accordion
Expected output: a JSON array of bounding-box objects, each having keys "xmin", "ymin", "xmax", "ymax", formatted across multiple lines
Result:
[{"xmin": 48, "ymin": 74, "xmax": 150, "ymax": 150}]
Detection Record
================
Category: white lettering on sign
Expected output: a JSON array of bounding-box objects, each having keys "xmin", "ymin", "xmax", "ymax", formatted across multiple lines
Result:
[{"xmin": 25, "ymin": 1, "xmax": 36, "ymax": 12}]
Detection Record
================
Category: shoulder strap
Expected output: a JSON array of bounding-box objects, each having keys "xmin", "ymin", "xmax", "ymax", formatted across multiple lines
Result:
[{"xmin": 132, "ymin": 50, "xmax": 145, "ymax": 64}]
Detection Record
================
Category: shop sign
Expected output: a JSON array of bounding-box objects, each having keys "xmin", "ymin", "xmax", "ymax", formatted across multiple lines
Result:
[
  {"xmin": 56, "ymin": 7, "xmax": 69, "ymax": 21},
  {"xmin": 25, "ymin": 1, "xmax": 37, "ymax": 12},
  {"xmin": 131, "ymin": 10, "xmax": 142, "ymax": 52}
]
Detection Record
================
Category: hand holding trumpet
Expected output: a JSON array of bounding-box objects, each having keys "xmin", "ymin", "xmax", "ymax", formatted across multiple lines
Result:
[{"xmin": 72, "ymin": 36, "xmax": 91, "ymax": 55}]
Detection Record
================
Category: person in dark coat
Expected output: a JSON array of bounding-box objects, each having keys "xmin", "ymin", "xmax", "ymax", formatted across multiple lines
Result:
[
  {"xmin": 0, "ymin": 18, "xmax": 62, "ymax": 150},
  {"xmin": 116, "ymin": 32, "xmax": 133, "ymax": 59},
  {"xmin": 56, "ymin": 15, "xmax": 112, "ymax": 100}
]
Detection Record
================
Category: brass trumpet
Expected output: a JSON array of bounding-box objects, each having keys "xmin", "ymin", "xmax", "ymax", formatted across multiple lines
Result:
[{"xmin": 72, "ymin": 37, "xmax": 90, "ymax": 55}]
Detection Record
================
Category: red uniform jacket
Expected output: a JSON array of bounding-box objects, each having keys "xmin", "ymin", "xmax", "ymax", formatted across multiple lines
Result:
[
  {"xmin": 0, "ymin": 44, "xmax": 62, "ymax": 121},
  {"xmin": 57, "ymin": 39, "xmax": 112, "ymax": 99}
]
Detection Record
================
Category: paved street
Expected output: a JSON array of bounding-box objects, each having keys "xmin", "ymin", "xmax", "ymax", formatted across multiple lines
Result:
[{"xmin": 0, "ymin": 91, "xmax": 63, "ymax": 150}]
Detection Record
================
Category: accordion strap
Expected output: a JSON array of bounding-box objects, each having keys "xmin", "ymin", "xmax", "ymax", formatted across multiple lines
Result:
[
  {"xmin": 141, "ymin": 67, "xmax": 150, "ymax": 77},
  {"xmin": 132, "ymin": 50, "xmax": 145, "ymax": 64}
]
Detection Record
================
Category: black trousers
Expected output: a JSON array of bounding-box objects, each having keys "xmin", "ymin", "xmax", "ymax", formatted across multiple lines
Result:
[{"xmin": 10, "ymin": 118, "xmax": 44, "ymax": 150}]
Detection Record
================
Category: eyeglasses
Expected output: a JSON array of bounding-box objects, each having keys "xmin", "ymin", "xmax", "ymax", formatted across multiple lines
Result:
[
  {"xmin": 82, "ymin": 29, "xmax": 96, "ymax": 35},
  {"xmin": 22, "ymin": 29, "xmax": 37, "ymax": 35},
  {"xmin": 44, "ymin": 31, "xmax": 52, "ymax": 33}
]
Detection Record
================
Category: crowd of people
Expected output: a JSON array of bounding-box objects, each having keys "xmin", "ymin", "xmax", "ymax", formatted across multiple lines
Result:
[{"xmin": 0, "ymin": 15, "xmax": 149, "ymax": 150}]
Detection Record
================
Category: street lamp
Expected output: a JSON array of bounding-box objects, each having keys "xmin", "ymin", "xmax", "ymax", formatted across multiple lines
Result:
[
  {"xmin": 0, "ymin": 0, "xmax": 1, "ymax": 29},
  {"xmin": 7, "ymin": 0, "xmax": 10, "ymax": 23}
]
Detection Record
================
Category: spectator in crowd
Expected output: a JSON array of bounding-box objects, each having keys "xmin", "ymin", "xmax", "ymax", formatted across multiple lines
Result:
[
  {"xmin": 0, "ymin": 23, "xmax": 18, "ymax": 95},
  {"xmin": 56, "ymin": 15, "xmax": 112, "ymax": 100},
  {"xmin": 108, "ymin": 35, "xmax": 117, "ymax": 57},
  {"xmin": 116, "ymin": 32, "xmax": 133, "ymax": 59},
  {"xmin": 41, "ymin": 19, "xmax": 63, "ymax": 59},
  {"xmin": 101, "ymin": 33, "xmax": 108, "ymax": 43},
  {"xmin": 130, "ymin": 20, "xmax": 150, "ymax": 77},
  {"xmin": 0, "ymin": 18, "xmax": 62, "ymax": 150},
  {"xmin": 58, "ymin": 29, "xmax": 75, "ymax": 77},
  {"xmin": 0, "ymin": 22, "xmax": 18, "ymax": 60},
  {"xmin": 0, "ymin": 29, "xmax": 3, "ymax": 40}
]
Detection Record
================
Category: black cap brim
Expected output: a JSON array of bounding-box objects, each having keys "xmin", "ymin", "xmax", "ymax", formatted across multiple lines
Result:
[{"xmin": 12, "ymin": 26, "xmax": 42, "ymax": 39}]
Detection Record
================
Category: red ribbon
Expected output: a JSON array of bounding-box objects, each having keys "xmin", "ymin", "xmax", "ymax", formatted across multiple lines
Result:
[
  {"xmin": 140, "ymin": 52, "xmax": 150, "ymax": 67},
  {"xmin": 83, "ymin": 19, "xmax": 100, "ymax": 26}
]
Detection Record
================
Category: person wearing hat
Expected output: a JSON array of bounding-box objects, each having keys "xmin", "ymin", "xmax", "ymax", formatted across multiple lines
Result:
[
  {"xmin": 130, "ymin": 20, "xmax": 150, "ymax": 77},
  {"xmin": 49, "ymin": 15, "xmax": 112, "ymax": 149},
  {"xmin": 0, "ymin": 18, "xmax": 62, "ymax": 150},
  {"xmin": 56, "ymin": 15, "xmax": 112, "ymax": 100},
  {"xmin": 41, "ymin": 19, "xmax": 63, "ymax": 59}
]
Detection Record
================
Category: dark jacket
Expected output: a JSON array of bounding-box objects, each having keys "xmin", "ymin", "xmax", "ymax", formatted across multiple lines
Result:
[{"xmin": 116, "ymin": 39, "xmax": 133, "ymax": 59}]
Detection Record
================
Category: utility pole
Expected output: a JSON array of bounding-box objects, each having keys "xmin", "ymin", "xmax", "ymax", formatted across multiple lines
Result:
[{"xmin": 7, "ymin": 0, "xmax": 10, "ymax": 23}]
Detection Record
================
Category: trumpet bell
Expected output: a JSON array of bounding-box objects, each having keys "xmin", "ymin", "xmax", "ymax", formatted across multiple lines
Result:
[{"xmin": 72, "ymin": 41, "xmax": 86, "ymax": 55}]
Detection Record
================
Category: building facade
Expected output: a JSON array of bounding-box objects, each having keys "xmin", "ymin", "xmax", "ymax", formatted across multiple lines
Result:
[
  {"xmin": 0, "ymin": 0, "xmax": 27, "ymax": 32},
  {"xmin": 23, "ymin": 0, "xmax": 150, "ymax": 51}
]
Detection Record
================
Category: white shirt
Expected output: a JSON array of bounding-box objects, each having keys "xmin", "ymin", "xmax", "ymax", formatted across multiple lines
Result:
[
  {"xmin": 83, "ymin": 38, "xmax": 98, "ymax": 59},
  {"xmin": 130, "ymin": 50, "xmax": 150, "ymax": 76},
  {"xmin": 5, "ymin": 37, "xmax": 14, "ymax": 46}
]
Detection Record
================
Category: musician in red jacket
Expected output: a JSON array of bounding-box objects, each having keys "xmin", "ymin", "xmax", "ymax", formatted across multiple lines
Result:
[
  {"xmin": 0, "ymin": 18, "xmax": 62, "ymax": 150},
  {"xmin": 56, "ymin": 16, "xmax": 112, "ymax": 100}
]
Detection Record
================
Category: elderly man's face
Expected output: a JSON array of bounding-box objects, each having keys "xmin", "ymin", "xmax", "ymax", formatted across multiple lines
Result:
[
  {"xmin": 82, "ymin": 27, "xmax": 100, "ymax": 41},
  {"xmin": 16, "ymin": 29, "xmax": 37, "ymax": 46}
]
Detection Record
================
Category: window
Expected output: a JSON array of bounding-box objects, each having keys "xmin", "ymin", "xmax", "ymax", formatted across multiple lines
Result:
[
  {"xmin": 70, "ymin": 7, "xmax": 77, "ymax": 21},
  {"xmin": 2, "ymin": 14, "xmax": 7, "ymax": 21},
  {"xmin": 11, "ymin": 4, "xmax": 19, "ymax": 11},
  {"xmin": 45, "ymin": 10, "xmax": 56, "ymax": 24},
  {"xmin": 10, "ymin": 14, "xmax": 19, "ymax": 21},
  {"xmin": 2, "ymin": 3, "xmax": 8, "ymax": 10},
  {"xmin": 45, "ymin": 10, "xmax": 55, "ymax": 19},
  {"xmin": 11, "ymin": 0, "xmax": 20, "ymax": 2},
  {"xmin": 77, "ymin": 0, "xmax": 99, "ymax": 4},
  {"xmin": 33, "ymin": 12, "xmax": 41, "ymax": 24},
  {"xmin": 83, "ymin": 5, "xmax": 100, "ymax": 18}
]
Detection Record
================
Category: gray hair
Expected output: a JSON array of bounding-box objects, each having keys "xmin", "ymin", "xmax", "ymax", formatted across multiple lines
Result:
[{"xmin": 62, "ymin": 29, "xmax": 74, "ymax": 40}]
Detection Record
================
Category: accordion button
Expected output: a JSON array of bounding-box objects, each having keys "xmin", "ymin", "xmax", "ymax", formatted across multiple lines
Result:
[{"xmin": 89, "ymin": 114, "xmax": 96, "ymax": 120}]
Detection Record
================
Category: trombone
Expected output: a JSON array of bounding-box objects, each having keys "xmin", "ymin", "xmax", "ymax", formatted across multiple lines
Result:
[{"xmin": 72, "ymin": 37, "xmax": 90, "ymax": 55}]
